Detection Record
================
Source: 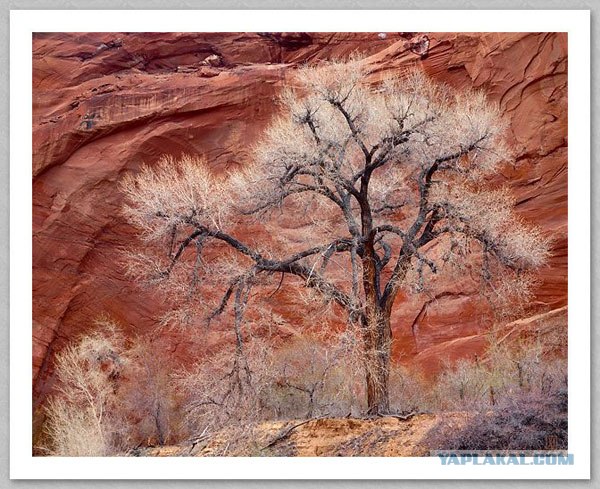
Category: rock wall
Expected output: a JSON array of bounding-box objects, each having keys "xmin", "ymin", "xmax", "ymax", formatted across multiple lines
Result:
[{"xmin": 32, "ymin": 32, "xmax": 567, "ymax": 404}]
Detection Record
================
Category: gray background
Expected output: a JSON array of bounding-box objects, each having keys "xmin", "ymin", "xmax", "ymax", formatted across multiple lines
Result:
[{"xmin": 1, "ymin": 0, "xmax": 596, "ymax": 487}]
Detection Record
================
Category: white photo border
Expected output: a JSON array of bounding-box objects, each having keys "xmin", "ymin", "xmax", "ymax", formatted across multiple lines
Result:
[{"xmin": 11, "ymin": 9, "xmax": 590, "ymax": 480}]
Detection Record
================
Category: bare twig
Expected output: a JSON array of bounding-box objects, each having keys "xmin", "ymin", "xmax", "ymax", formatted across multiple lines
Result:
[{"xmin": 261, "ymin": 415, "xmax": 329, "ymax": 450}]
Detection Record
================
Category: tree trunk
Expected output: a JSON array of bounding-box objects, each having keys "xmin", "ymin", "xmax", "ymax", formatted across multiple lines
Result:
[{"xmin": 363, "ymin": 309, "xmax": 392, "ymax": 415}]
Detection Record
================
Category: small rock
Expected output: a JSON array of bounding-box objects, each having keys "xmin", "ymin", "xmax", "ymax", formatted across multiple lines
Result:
[{"xmin": 197, "ymin": 66, "xmax": 220, "ymax": 78}]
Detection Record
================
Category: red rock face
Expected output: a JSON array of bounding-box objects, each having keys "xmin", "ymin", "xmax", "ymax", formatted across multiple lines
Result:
[{"xmin": 32, "ymin": 32, "xmax": 567, "ymax": 406}]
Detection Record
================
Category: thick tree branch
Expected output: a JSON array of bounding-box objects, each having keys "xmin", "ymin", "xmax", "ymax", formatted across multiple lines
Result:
[
  {"xmin": 175, "ymin": 218, "xmax": 357, "ymax": 313},
  {"xmin": 331, "ymin": 100, "xmax": 371, "ymax": 161}
]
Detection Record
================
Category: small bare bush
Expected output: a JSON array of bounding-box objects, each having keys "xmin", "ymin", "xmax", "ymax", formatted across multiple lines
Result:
[
  {"xmin": 176, "ymin": 337, "xmax": 273, "ymax": 438},
  {"xmin": 430, "ymin": 358, "xmax": 491, "ymax": 411},
  {"xmin": 41, "ymin": 321, "xmax": 185, "ymax": 455},
  {"xmin": 424, "ymin": 322, "xmax": 567, "ymax": 451},
  {"xmin": 429, "ymin": 324, "xmax": 567, "ymax": 413},
  {"xmin": 176, "ymin": 326, "xmax": 368, "ymax": 445},
  {"xmin": 265, "ymin": 332, "xmax": 366, "ymax": 418}
]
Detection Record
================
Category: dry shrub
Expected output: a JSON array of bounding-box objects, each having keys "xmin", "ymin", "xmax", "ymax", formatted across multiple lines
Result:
[
  {"xmin": 429, "ymin": 325, "xmax": 567, "ymax": 413},
  {"xmin": 264, "ymin": 332, "xmax": 366, "ymax": 418},
  {"xmin": 120, "ymin": 335, "xmax": 183, "ymax": 446},
  {"xmin": 425, "ymin": 386, "xmax": 568, "ymax": 451},
  {"xmin": 424, "ymin": 323, "xmax": 567, "ymax": 451},
  {"xmin": 388, "ymin": 365, "xmax": 431, "ymax": 414},
  {"xmin": 175, "ymin": 337, "xmax": 273, "ymax": 439},
  {"xmin": 41, "ymin": 321, "xmax": 183, "ymax": 456},
  {"xmin": 430, "ymin": 358, "xmax": 491, "ymax": 411},
  {"xmin": 43, "ymin": 322, "xmax": 130, "ymax": 456},
  {"xmin": 176, "ymin": 327, "xmax": 368, "ymax": 444}
]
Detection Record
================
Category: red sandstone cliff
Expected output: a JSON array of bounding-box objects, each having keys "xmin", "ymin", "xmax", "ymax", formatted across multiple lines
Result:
[{"xmin": 32, "ymin": 32, "xmax": 567, "ymax": 406}]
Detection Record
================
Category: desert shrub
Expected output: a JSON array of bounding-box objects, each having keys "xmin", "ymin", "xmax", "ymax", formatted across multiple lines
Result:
[
  {"xmin": 430, "ymin": 358, "xmax": 491, "ymax": 411},
  {"xmin": 424, "ymin": 324, "xmax": 568, "ymax": 452},
  {"xmin": 428, "ymin": 324, "xmax": 567, "ymax": 413},
  {"xmin": 264, "ymin": 333, "xmax": 366, "ymax": 418},
  {"xmin": 176, "ymin": 328, "xmax": 368, "ymax": 441},
  {"xmin": 425, "ymin": 385, "xmax": 568, "ymax": 451},
  {"xmin": 43, "ymin": 323, "xmax": 130, "ymax": 456},
  {"xmin": 175, "ymin": 337, "xmax": 274, "ymax": 437},
  {"xmin": 121, "ymin": 335, "xmax": 183, "ymax": 446},
  {"xmin": 41, "ymin": 321, "xmax": 184, "ymax": 455},
  {"xmin": 388, "ymin": 365, "xmax": 430, "ymax": 414}
]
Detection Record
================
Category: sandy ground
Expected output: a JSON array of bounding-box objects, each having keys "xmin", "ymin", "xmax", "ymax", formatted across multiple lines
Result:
[{"xmin": 138, "ymin": 413, "xmax": 466, "ymax": 457}]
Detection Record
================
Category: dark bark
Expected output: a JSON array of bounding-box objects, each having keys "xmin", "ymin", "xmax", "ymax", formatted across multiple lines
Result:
[{"xmin": 363, "ymin": 310, "xmax": 392, "ymax": 415}]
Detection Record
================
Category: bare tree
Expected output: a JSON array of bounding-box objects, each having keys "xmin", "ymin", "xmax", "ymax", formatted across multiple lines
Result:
[{"xmin": 121, "ymin": 59, "xmax": 550, "ymax": 415}]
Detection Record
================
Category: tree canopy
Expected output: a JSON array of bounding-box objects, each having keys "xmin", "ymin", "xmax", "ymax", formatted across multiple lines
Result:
[{"xmin": 121, "ymin": 58, "xmax": 550, "ymax": 414}]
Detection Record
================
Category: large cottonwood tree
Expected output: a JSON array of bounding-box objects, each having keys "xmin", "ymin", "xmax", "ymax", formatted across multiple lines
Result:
[{"xmin": 122, "ymin": 59, "xmax": 549, "ymax": 415}]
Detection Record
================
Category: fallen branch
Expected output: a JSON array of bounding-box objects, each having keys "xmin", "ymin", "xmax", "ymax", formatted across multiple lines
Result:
[
  {"xmin": 188, "ymin": 426, "xmax": 211, "ymax": 454},
  {"xmin": 261, "ymin": 415, "xmax": 328, "ymax": 451},
  {"xmin": 387, "ymin": 411, "xmax": 418, "ymax": 422},
  {"xmin": 126, "ymin": 442, "xmax": 144, "ymax": 457},
  {"xmin": 346, "ymin": 411, "xmax": 418, "ymax": 421}
]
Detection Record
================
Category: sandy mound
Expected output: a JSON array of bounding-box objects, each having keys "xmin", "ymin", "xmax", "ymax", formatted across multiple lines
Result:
[{"xmin": 139, "ymin": 413, "xmax": 466, "ymax": 457}]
